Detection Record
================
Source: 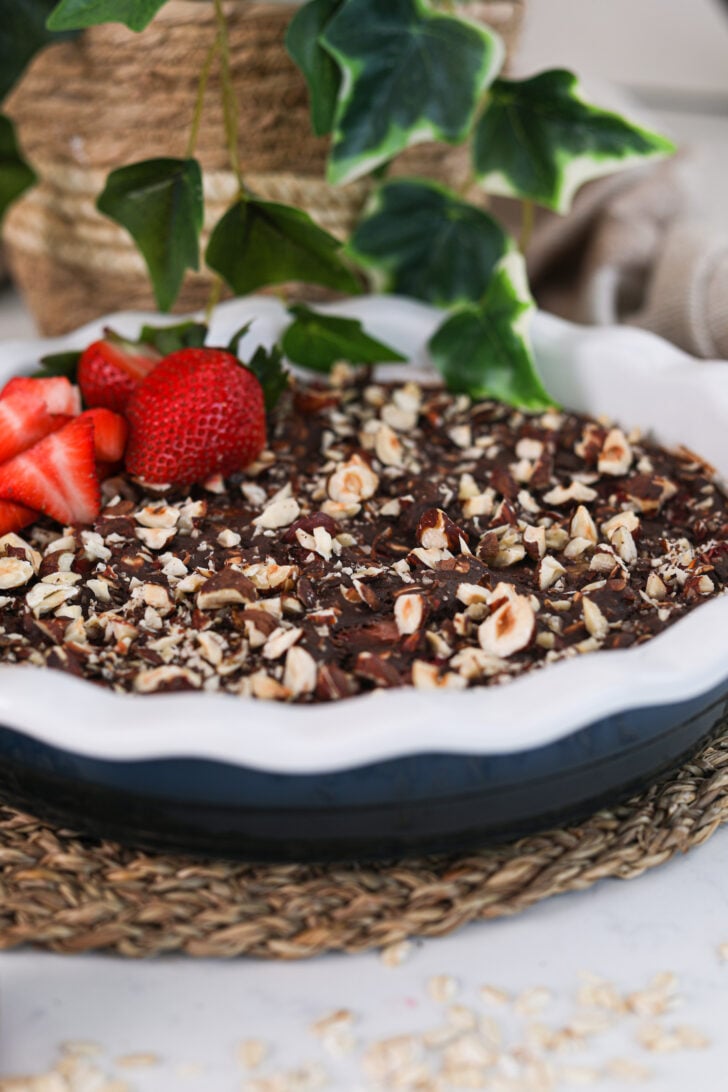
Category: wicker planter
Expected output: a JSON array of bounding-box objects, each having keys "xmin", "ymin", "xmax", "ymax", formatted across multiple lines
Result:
[{"xmin": 4, "ymin": 0, "xmax": 525, "ymax": 335}]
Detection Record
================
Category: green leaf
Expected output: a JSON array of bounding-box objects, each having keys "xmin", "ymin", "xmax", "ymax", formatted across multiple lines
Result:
[
  {"xmin": 281, "ymin": 304, "xmax": 407, "ymax": 372},
  {"xmin": 205, "ymin": 197, "xmax": 361, "ymax": 297},
  {"xmin": 245, "ymin": 344, "xmax": 289, "ymax": 413},
  {"xmin": 137, "ymin": 320, "xmax": 208, "ymax": 355},
  {"xmin": 0, "ymin": 115, "xmax": 36, "ymax": 224},
  {"xmin": 428, "ymin": 254, "xmax": 556, "ymax": 410},
  {"xmin": 473, "ymin": 70, "xmax": 676, "ymax": 214},
  {"xmin": 321, "ymin": 0, "xmax": 504, "ymax": 184},
  {"xmin": 0, "ymin": 0, "xmax": 77, "ymax": 102},
  {"xmin": 47, "ymin": 0, "xmax": 168, "ymax": 32},
  {"xmin": 285, "ymin": 0, "xmax": 343, "ymax": 137},
  {"xmin": 348, "ymin": 179, "xmax": 513, "ymax": 307},
  {"xmin": 97, "ymin": 158, "xmax": 203, "ymax": 312},
  {"xmin": 226, "ymin": 322, "xmax": 254, "ymax": 355},
  {"xmin": 33, "ymin": 350, "xmax": 81, "ymax": 380}
]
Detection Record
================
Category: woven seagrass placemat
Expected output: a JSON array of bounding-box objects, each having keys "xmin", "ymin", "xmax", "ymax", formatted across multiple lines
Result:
[{"xmin": 1, "ymin": 725, "xmax": 727, "ymax": 960}]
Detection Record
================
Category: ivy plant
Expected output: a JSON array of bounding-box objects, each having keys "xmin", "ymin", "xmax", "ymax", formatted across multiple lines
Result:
[{"xmin": 0, "ymin": 0, "xmax": 676, "ymax": 410}]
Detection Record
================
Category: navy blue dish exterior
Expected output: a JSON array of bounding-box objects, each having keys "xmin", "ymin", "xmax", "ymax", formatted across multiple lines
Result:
[{"xmin": 0, "ymin": 679, "xmax": 726, "ymax": 861}]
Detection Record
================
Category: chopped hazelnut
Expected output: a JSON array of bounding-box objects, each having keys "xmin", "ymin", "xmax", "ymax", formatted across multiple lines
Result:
[
  {"xmin": 196, "ymin": 570, "xmax": 258, "ymax": 610},
  {"xmin": 394, "ymin": 593, "xmax": 426, "ymax": 635},
  {"xmin": 582, "ymin": 597, "xmax": 609, "ymax": 641},
  {"xmin": 416, "ymin": 508, "xmax": 466, "ymax": 552},
  {"xmin": 327, "ymin": 454, "xmax": 379, "ymax": 504},
  {"xmin": 598, "ymin": 428, "xmax": 633, "ymax": 476},
  {"xmin": 283, "ymin": 645, "xmax": 317, "ymax": 696},
  {"xmin": 478, "ymin": 591, "xmax": 535, "ymax": 658}
]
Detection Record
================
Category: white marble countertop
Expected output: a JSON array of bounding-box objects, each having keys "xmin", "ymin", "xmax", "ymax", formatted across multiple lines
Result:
[
  {"xmin": 2, "ymin": 827, "xmax": 728, "ymax": 1088},
  {"xmin": 2, "ymin": 2, "xmax": 728, "ymax": 1087}
]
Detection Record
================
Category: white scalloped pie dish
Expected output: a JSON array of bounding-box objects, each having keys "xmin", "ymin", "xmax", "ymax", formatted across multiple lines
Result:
[{"xmin": 0, "ymin": 295, "xmax": 726, "ymax": 775}]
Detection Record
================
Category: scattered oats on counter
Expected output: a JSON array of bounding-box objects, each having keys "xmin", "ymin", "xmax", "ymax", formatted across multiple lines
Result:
[{"xmin": 2, "ymin": 964, "xmax": 717, "ymax": 1092}]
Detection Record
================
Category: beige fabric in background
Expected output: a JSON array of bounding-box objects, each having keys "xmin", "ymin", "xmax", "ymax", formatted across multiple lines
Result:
[
  {"xmin": 490, "ymin": 73, "xmax": 728, "ymax": 362},
  {"xmin": 494, "ymin": 152, "xmax": 728, "ymax": 361}
]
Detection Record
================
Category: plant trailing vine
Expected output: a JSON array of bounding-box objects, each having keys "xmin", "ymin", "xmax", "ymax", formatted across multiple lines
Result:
[{"xmin": 0, "ymin": 0, "xmax": 675, "ymax": 411}]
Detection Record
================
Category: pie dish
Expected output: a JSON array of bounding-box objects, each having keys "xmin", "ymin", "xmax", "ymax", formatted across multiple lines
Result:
[{"xmin": 0, "ymin": 296, "xmax": 726, "ymax": 860}]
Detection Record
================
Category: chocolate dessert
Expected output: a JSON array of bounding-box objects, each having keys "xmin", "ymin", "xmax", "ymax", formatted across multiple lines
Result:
[{"xmin": 0, "ymin": 377, "xmax": 725, "ymax": 702}]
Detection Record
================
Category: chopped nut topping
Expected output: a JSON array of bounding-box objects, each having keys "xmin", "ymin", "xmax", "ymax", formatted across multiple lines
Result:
[
  {"xmin": 327, "ymin": 454, "xmax": 379, "ymax": 504},
  {"xmin": 394, "ymin": 592, "xmax": 426, "ymax": 635},
  {"xmin": 582, "ymin": 598, "xmax": 609, "ymax": 641},
  {"xmin": 196, "ymin": 571, "xmax": 257, "ymax": 611},
  {"xmin": 0, "ymin": 556, "xmax": 34, "ymax": 590},
  {"xmin": 598, "ymin": 427, "xmax": 633, "ymax": 476},
  {"xmin": 478, "ymin": 589, "xmax": 535, "ymax": 658},
  {"xmin": 0, "ymin": 378, "xmax": 723, "ymax": 704},
  {"xmin": 253, "ymin": 496, "xmax": 301, "ymax": 530}
]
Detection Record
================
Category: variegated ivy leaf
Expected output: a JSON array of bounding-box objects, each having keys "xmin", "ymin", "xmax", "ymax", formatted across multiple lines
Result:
[
  {"xmin": 348, "ymin": 179, "xmax": 513, "ymax": 307},
  {"xmin": 428, "ymin": 254, "xmax": 555, "ymax": 410},
  {"xmin": 473, "ymin": 69, "xmax": 675, "ymax": 214},
  {"xmin": 285, "ymin": 0, "xmax": 344, "ymax": 137},
  {"xmin": 0, "ymin": 115, "xmax": 36, "ymax": 225},
  {"xmin": 321, "ymin": 0, "xmax": 504, "ymax": 185}
]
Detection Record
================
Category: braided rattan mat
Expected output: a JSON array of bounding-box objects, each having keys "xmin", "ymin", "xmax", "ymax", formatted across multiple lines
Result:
[{"xmin": 1, "ymin": 728, "xmax": 728, "ymax": 959}]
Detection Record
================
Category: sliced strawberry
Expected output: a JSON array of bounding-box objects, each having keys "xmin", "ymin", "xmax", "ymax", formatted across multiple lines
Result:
[
  {"xmin": 80, "ymin": 408, "xmax": 129, "ymax": 463},
  {"xmin": 0, "ymin": 416, "xmax": 100, "ymax": 526},
  {"xmin": 0, "ymin": 385, "xmax": 65, "ymax": 464},
  {"xmin": 0, "ymin": 499, "xmax": 38, "ymax": 535},
  {"xmin": 96, "ymin": 460, "xmax": 122, "ymax": 482},
  {"xmin": 78, "ymin": 339, "xmax": 160, "ymax": 414},
  {"xmin": 1, "ymin": 376, "xmax": 81, "ymax": 417}
]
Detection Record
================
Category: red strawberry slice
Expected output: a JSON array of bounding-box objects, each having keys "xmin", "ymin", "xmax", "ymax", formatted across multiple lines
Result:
[
  {"xmin": 125, "ymin": 348, "xmax": 266, "ymax": 485},
  {"xmin": 0, "ymin": 499, "xmax": 38, "ymax": 535},
  {"xmin": 80, "ymin": 408, "xmax": 129, "ymax": 463},
  {"xmin": 0, "ymin": 384, "xmax": 67, "ymax": 464},
  {"xmin": 78, "ymin": 339, "xmax": 160, "ymax": 414},
  {"xmin": 0, "ymin": 416, "xmax": 101, "ymax": 526},
  {"xmin": 1, "ymin": 375, "xmax": 81, "ymax": 417}
]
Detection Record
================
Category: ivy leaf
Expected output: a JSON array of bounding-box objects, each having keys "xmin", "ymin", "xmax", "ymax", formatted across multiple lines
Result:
[
  {"xmin": 473, "ymin": 70, "xmax": 676, "ymax": 214},
  {"xmin": 0, "ymin": 0, "xmax": 77, "ymax": 102},
  {"xmin": 282, "ymin": 304, "xmax": 407, "ymax": 372},
  {"xmin": 428, "ymin": 254, "xmax": 555, "ymax": 410},
  {"xmin": 137, "ymin": 320, "xmax": 208, "ymax": 355},
  {"xmin": 321, "ymin": 0, "xmax": 504, "ymax": 184},
  {"xmin": 0, "ymin": 115, "xmax": 36, "ymax": 224},
  {"xmin": 97, "ymin": 158, "xmax": 203, "ymax": 312},
  {"xmin": 285, "ymin": 0, "xmax": 343, "ymax": 137},
  {"xmin": 47, "ymin": 0, "xmax": 169, "ymax": 32},
  {"xmin": 205, "ymin": 197, "xmax": 361, "ymax": 297},
  {"xmin": 33, "ymin": 350, "xmax": 81, "ymax": 381},
  {"xmin": 348, "ymin": 180, "xmax": 512, "ymax": 307},
  {"xmin": 245, "ymin": 344, "xmax": 289, "ymax": 413}
]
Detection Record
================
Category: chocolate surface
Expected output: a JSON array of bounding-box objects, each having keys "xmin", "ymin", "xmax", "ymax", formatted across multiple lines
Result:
[{"xmin": 0, "ymin": 377, "xmax": 726, "ymax": 702}]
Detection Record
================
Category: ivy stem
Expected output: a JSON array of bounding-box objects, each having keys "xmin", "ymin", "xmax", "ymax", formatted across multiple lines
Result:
[
  {"xmin": 519, "ymin": 198, "xmax": 535, "ymax": 254},
  {"xmin": 205, "ymin": 274, "xmax": 224, "ymax": 323},
  {"xmin": 212, "ymin": 0, "xmax": 244, "ymax": 195},
  {"xmin": 186, "ymin": 36, "xmax": 220, "ymax": 159}
]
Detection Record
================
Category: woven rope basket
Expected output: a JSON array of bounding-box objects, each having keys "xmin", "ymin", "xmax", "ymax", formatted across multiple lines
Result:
[{"xmin": 4, "ymin": 0, "xmax": 524, "ymax": 335}]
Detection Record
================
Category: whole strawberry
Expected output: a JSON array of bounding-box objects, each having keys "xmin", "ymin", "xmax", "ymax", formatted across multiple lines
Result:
[{"xmin": 125, "ymin": 349, "xmax": 266, "ymax": 484}]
